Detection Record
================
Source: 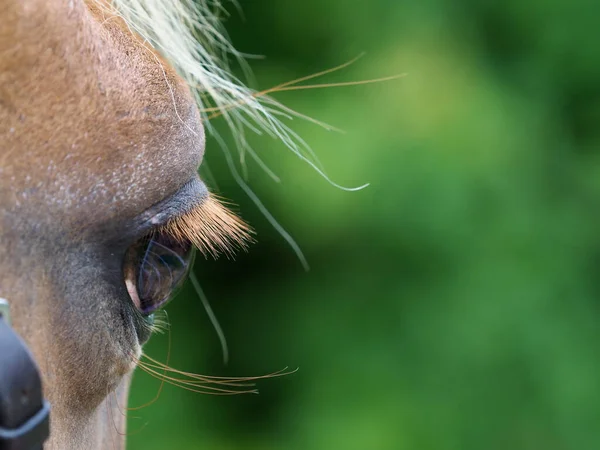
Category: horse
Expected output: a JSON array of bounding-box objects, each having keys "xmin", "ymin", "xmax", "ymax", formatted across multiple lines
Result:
[
  {"xmin": 0, "ymin": 0, "xmax": 273, "ymax": 448},
  {"xmin": 1, "ymin": 1, "xmax": 394, "ymax": 447}
]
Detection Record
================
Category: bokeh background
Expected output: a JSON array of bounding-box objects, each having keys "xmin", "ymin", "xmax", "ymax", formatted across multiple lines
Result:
[{"xmin": 128, "ymin": 1, "xmax": 600, "ymax": 449}]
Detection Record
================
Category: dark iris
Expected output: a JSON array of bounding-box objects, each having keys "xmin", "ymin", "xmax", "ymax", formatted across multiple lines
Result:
[{"xmin": 124, "ymin": 231, "xmax": 195, "ymax": 315}]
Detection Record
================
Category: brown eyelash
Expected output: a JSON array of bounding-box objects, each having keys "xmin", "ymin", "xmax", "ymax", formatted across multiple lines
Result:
[{"xmin": 161, "ymin": 194, "xmax": 254, "ymax": 258}]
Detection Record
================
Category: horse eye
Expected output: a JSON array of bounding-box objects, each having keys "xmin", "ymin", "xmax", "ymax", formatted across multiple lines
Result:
[{"xmin": 123, "ymin": 230, "xmax": 196, "ymax": 316}]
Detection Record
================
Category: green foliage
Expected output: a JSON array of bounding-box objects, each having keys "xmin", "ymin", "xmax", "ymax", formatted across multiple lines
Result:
[{"xmin": 129, "ymin": 0, "xmax": 600, "ymax": 448}]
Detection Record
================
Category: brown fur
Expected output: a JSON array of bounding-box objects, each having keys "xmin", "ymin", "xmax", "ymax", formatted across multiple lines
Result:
[{"xmin": 0, "ymin": 0, "xmax": 206, "ymax": 448}]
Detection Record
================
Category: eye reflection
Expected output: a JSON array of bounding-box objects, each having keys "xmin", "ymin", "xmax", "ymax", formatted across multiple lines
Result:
[{"xmin": 124, "ymin": 231, "xmax": 195, "ymax": 316}]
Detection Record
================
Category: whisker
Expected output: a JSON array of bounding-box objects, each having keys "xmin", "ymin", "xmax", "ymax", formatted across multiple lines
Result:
[
  {"xmin": 134, "ymin": 362, "xmax": 257, "ymax": 395},
  {"xmin": 126, "ymin": 330, "xmax": 296, "ymax": 397},
  {"xmin": 141, "ymin": 353, "xmax": 295, "ymax": 382},
  {"xmin": 136, "ymin": 363, "xmax": 258, "ymax": 394},
  {"xmin": 126, "ymin": 316, "xmax": 172, "ymax": 411},
  {"xmin": 150, "ymin": 310, "xmax": 170, "ymax": 335},
  {"xmin": 136, "ymin": 364, "xmax": 255, "ymax": 388},
  {"xmin": 189, "ymin": 271, "xmax": 229, "ymax": 364}
]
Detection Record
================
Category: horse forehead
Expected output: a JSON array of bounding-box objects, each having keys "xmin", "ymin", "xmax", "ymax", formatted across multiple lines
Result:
[
  {"xmin": 70, "ymin": 8, "xmax": 206, "ymax": 186},
  {"xmin": 3, "ymin": 5, "xmax": 205, "ymax": 219}
]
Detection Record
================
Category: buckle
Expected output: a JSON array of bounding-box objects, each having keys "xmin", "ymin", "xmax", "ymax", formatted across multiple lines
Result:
[
  {"xmin": 0, "ymin": 299, "xmax": 50, "ymax": 449},
  {"xmin": 0, "ymin": 401, "xmax": 50, "ymax": 450}
]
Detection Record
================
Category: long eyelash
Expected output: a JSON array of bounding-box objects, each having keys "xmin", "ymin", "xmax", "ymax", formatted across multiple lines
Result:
[{"xmin": 161, "ymin": 193, "xmax": 254, "ymax": 258}]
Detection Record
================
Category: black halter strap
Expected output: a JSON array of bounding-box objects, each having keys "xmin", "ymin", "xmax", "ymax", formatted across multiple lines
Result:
[{"xmin": 0, "ymin": 300, "xmax": 50, "ymax": 450}]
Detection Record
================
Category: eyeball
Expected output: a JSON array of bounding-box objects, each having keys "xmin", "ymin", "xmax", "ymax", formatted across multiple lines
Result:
[{"xmin": 124, "ymin": 231, "xmax": 195, "ymax": 315}]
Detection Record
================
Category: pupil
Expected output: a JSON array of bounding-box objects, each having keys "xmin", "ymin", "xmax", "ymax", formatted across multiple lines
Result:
[{"xmin": 127, "ymin": 231, "xmax": 195, "ymax": 315}]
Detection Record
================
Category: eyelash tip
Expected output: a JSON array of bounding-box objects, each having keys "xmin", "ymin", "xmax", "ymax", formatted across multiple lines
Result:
[{"xmin": 161, "ymin": 194, "xmax": 254, "ymax": 259}]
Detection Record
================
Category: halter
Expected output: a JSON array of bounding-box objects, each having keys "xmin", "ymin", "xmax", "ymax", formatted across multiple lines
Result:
[{"xmin": 0, "ymin": 299, "xmax": 50, "ymax": 450}]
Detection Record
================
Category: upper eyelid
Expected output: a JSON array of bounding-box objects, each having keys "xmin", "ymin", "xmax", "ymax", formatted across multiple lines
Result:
[{"xmin": 125, "ymin": 177, "xmax": 209, "ymax": 242}]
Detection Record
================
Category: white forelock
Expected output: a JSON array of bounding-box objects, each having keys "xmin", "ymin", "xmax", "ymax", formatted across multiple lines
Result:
[{"xmin": 94, "ymin": 0, "xmax": 324, "ymax": 170}]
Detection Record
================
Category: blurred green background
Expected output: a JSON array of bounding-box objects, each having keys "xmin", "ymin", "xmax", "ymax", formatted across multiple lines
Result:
[{"xmin": 128, "ymin": 0, "xmax": 600, "ymax": 449}]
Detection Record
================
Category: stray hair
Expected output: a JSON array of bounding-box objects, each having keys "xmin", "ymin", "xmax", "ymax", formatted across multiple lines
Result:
[
  {"xmin": 93, "ymin": 0, "xmax": 328, "ymax": 173},
  {"xmin": 92, "ymin": 1, "xmax": 397, "ymax": 267}
]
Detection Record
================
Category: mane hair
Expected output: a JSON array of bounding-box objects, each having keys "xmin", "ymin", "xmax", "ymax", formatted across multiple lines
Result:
[
  {"xmin": 92, "ymin": 0, "xmax": 372, "ymax": 269},
  {"xmin": 93, "ymin": 0, "xmax": 324, "ymax": 173}
]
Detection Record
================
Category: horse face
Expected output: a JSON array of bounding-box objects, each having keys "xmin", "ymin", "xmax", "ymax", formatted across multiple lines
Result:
[{"xmin": 1, "ymin": 1, "xmax": 204, "ymax": 447}]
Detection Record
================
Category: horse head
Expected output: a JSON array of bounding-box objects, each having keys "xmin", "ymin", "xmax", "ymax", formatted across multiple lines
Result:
[{"xmin": 1, "ymin": 0, "xmax": 250, "ymax": 447}]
